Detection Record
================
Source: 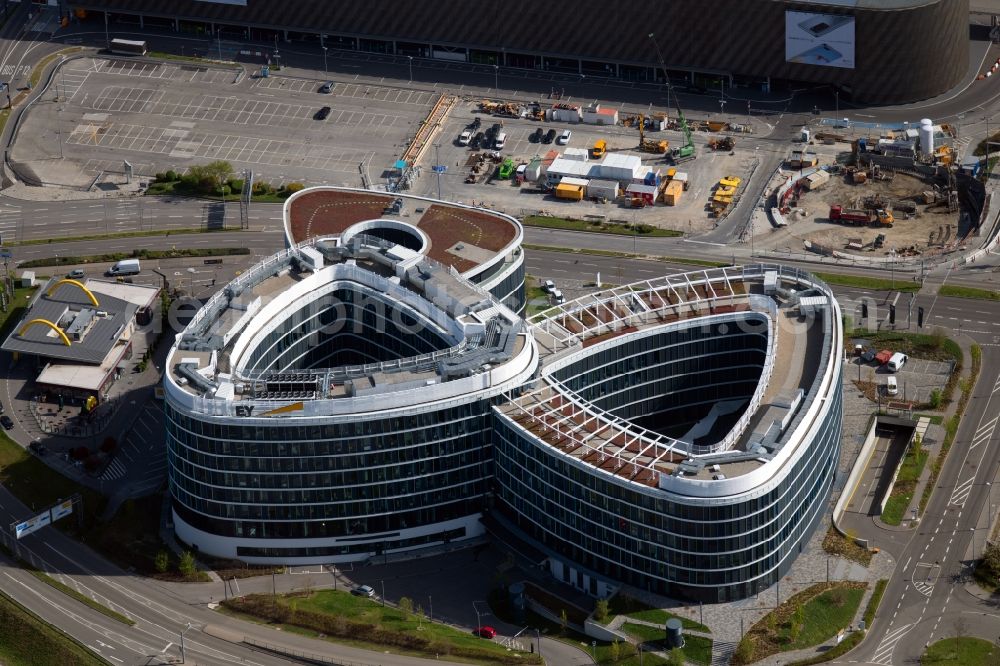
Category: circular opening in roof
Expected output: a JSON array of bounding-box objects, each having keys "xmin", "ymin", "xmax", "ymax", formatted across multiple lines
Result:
[{"xmin": 341, "ymin": 220, "xmax": 428, "ymax": 253}]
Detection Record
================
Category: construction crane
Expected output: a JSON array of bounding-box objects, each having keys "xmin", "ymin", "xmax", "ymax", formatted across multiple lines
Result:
[{"xmin": 648, "ymin": 32, "xmax": 695, "ymax": 163}]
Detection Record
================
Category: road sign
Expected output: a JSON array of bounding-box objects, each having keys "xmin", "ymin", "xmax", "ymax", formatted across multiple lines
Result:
[
  {"xmin": 0, "ymin": 250, "xmax": 10, "ymax": 260},
  {"xmin": 431, "ymin": 165, "xmax": 447, "ymax": 173}
]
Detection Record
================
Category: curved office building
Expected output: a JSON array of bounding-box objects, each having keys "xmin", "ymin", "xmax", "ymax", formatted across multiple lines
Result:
[
  {"xmin": 494, "ymin": 268, "xmax": 843, "ymax": 602},
  {"xmin": 165, "ymin": 197, "xmax": 841, "ymax": 601}
]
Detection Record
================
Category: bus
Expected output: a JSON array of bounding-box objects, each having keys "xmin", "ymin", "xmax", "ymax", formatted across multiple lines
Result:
[{"xmin": 108, "ymin": 39, "xmax": 148, "ymax": 56}]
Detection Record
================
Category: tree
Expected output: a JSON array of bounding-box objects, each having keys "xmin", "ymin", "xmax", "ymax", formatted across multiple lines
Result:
[
  {"xmin": 594, "ymin": 598, "xmax": 609, "ymax": 623},
  {"xmin": 667, "ymin": 647, "xmax": 685, "ymax": 666},
  {"xmin": 186, "ymin": 161, "xmax": 234, "ymax": 194},
  {"xmin": 178, "ymin": 550, "xmax": 196, "ymax": 577},
  {"xmin": 609, "ymin": 640, "xmax": 620, "ymax": 663},
  {"xmin": 154, "ymin": 550, "xmax": 169, "ymax": 574},
  {"xmin": 559, "ymin": 609, "xmax": 568, "ymax": 634},
  {"xmin": 983, "ymin": 542, "xmax": 1000, "ymax": 577},
  {"xmin": 399, "ymin": 596, "xmax": 413, "ymax": 618}
]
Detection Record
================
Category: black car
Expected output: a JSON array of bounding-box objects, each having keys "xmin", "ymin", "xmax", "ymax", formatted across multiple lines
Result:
[
  {"xmin": 314, "ymin": 106, "xmax": 331, "ymax": 121},
  {"xmin": 529, "ymin": 128, "xmax": 543, "ymax": 143},
  {"xmin": 468, "ymin": 117, "xmax": 481, "ymax": 131},
  {"xmin": 28, "ymin": 441, "xmax": 46, "ymax": 456},
  {"xmin": 471, "ymin": 131, "xmax": 484, "ymax": 149},
  {"xmin": 0, "ymin": 415, "xmax": 13, "ymax": 430},
  {"xmin": 861, "ymin": 348, "xmax": 877, "ymax": 364},
  {"xmin": 543, "ymin": 129, "xmax": 557, "ymax": 144}
]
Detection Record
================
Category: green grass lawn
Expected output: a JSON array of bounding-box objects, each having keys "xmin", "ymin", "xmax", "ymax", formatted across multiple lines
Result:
[
  {"xmin": 524, "ymin": 215, "xmax": 683, "ymax": 237},
  {"xmin": 145, "ymin": 179, "xmax": 291, "ymax": 203},
  {"xmin": 607, "ymin": 593, "xmax": 710, "ymax": 632},
  {"xmin": 938, "ymin": 284, "xmax": 1000, "ymax": 301},
  {"xmin": 814, "ymin": 271, "xmax": 920, "ymax": 293},
  {"xmin": 524, "ymin": 283, "xmax": 553, "ymax": 317},
  {"xmin": 922, "ymin": 637, "xmax": 998, "ymax": 665},
  {"xmin": 0, "ymin": 589, "xmax": 109, "ymax": 666},
  {"xmin": 224, "ymin": 591, "xmax": 541, "ymax": 665},
  {"xmin": 621, "ymin": 623, "xmax": 712, "ymax": 665},
  {"xmin": 881, "ymin": 445, "xmax": 929, "ymax": 526}
]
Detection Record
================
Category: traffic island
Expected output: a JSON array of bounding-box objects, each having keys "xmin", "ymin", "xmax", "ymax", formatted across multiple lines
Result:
[{"xmin": 921, "ymin": 637, "xmax": 998, "ymax": 665}]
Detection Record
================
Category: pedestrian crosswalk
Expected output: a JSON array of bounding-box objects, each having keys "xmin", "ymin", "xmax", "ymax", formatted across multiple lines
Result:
[
  {"xmin": 100, "ymin": 456, "xmax": 126, "ymax": 481},
  {"xmin": 871, "ymin": 623, "xmax": 911, "ymax": 664},
  {"xmin": 912, "ymin": 580, "xmax": 934, "ymax": 597},
  {"xmin": 0, "ymin": 204, "xmax": 20, "ymax": 244}
]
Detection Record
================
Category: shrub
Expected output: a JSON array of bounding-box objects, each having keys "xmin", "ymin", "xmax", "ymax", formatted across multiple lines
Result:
[
  {"xmin": 154, "ymin": 550, "xmax": 169, "ymax": 573},
  {"xmin": 284, "ymin": 182, "xmax": 305, "ymax": 193},
  {"xmin": 252, "ymin": 180, "xmax": 272, "ymax": 195},
  {"xmin": 929, "ymin": 388, "xmax": 942, "ymax": 409},
  {"xmin": 178, "ymin": 550, "xmax": 196, "ymax": 577},
  {"xmin": 100, "ymin": 436, "xmax": 117, "ymax": 453},
  {"xmin": 154, "ymin": 172, "xmax": 166, "ymax": 182},
  {"xmin": 399, "ymin": 596, "xmax": 413, "ymax": 618},
  {"xmin": 228, "ymin": 178, "xmax": 244, "ymax": 193},
  {"xmin": 165, "ymin": 170, "xmax": 178, "ymax": 181},
  {"xmin": 593, "ymin": 598, "xmax": 609, "ymax": 623}
]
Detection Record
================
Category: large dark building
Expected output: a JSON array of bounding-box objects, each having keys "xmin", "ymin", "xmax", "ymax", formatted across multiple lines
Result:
[{"xmin": 76, "ymin": 0, "xmax": 969, "ymax": 103}]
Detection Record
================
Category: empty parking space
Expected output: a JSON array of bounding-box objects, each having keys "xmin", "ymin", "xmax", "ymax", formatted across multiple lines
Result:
[
  {"xmin": 254, "ymin": 76, "xmax": 438, "ymax": 107},
  {"xmin": 68, "ymin": 122, "xmax": 375, "ymax": 173},
  {"xmin": 87, "ymin": 86, "xmax": 408, "ymax": 129}
]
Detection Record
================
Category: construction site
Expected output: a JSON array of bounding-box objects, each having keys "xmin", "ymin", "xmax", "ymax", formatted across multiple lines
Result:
[{"xmin": 764, "ymin": 123, "xmax": 985, "ymax": 260}]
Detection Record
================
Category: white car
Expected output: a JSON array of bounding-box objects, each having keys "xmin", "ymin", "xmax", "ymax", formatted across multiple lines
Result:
[
  {"xmin": 885, "ymin": 376, "xmax": 898, "ymax": 396},
  {"xmin": 541, "ymin": 280, "xmax": 555, "ymax": 293},
  {"xmin": 458, "ymin": 130, "xmax": 473, "ymax": 146},
  {"xmin": 556, "ymin": 130, "xmax": 572, "ymax": 145}
]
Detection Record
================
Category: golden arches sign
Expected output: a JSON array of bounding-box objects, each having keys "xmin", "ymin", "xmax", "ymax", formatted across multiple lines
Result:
[
  {"xmin": 19, "ymin": 319, "xmax": 71, "ymax": 346},
  {"xmin": 47, "ymin": 279, "xmax": 99, "ymax": 307}
]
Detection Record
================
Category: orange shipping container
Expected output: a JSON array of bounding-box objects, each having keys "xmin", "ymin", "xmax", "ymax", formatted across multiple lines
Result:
[{"xmin": 663, "ymin": 180, "xmax": 684, "ymax": 205}]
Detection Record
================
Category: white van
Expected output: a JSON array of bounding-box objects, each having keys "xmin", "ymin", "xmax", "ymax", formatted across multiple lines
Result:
[
  {"xmin": 885, "ymin": 376, "xmax": 898, "ymax": 396},
  {"xmin": 887, "ymin": 352, "xmax": 908, "ymax": 372},
  {"xmin": 494, "ymin": 132, "xmax": 507, "ymax": 150},
  {"xmin": 106, "ymin": 258, "xmax": 141, "ymax": 277},
  {"xmin": 551, "ymin": 289, "xmax": 564, "ymax": 305}
]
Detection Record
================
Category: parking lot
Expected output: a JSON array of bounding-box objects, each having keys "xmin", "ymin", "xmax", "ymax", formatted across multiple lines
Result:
[
  {"xmin": 853, "ymin": 352, "xmax": 955, "ymax": 405},
  {"xmin": 422, "ymin": 99, "xmax": 760, "ymax": 233},
  {"xmin": 13, "ymin": 57, "xmax": 440, "ymax": 188}
]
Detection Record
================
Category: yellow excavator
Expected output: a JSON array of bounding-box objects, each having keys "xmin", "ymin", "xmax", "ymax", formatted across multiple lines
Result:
[{"xmin": 638, "ymin": 114, "xmax": 669, "ymax": 154}]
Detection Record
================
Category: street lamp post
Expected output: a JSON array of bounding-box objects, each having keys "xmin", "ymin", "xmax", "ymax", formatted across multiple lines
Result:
[
  {"xmin": 380, "ymin": 579, "xmax": 385, "ymax": 607},
  {"xmin": 217, "ymin": 28, "xmax": 223, "ymax": 61},
  {"xmin": 473, "ymin": 602, "xmax": 481, "ymax": 629},
  {"xmin": 835, "ymin": 90, "xmax": 839, "ymax": 117},
  {"xmin": 103, "ymin": 11, "xmax": 109, "ymax": 48},
  {"xmin": 494, "ymin": 64, "xmax": 499, "ymax": 91},
  {"xmin": 323, "ymin": 46, "xmax": 328, "ymax": 76},
  {"xmin": 179, "ymin": 622, "xmax": 193, "ymax": 664}
]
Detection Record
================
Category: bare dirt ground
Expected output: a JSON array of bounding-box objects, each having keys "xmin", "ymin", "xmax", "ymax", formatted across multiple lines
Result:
[{"xmin": 783, "ymin": 171, "xmax": 960, "ymax": 255}]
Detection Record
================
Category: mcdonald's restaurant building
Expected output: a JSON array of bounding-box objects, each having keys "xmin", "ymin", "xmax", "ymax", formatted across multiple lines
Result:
[{"xmin": 1, "ymin": 278, "xmax": 160, "ymax": 403}]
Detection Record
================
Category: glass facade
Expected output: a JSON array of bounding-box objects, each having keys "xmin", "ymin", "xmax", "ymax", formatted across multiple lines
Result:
[
  {"xmin": 492, "ymin": 322, "xmax": 843, "ymax": 603},
  {"xmin": 166, "ymin": 399, "xmax": 493, "ymax": 545}
]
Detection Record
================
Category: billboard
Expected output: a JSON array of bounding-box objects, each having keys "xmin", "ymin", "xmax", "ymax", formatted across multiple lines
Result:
[
  {"xmin": 786, "ymin": 11, "xmax": 855, "ymax": 70},
  {"xmin": 50, "ymin": 499, "xmax": 74, "ymax": 522},
  {"xmin": 15, "ymin": 511, "xmax": 51, "ymax": 539}
]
